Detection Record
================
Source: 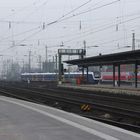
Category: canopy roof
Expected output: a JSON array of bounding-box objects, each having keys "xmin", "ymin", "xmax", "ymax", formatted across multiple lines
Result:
[{"xmin": 65, "ymin": 50, "xmax": 140, "ymax": 67}]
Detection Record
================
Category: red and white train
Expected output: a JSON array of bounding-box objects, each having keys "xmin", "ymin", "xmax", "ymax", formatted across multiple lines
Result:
[{"xmin": 101, "ymin": 72, "xmax": 140, "ymax": 81}]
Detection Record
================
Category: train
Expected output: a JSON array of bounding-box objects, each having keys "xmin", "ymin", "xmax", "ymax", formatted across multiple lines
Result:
[
  {"xmin": 101, "ymin": 72, "xmax": 140, "ymax": 81},
  {"xmin": 21, "ymin": 71, "xmax": 140, "ymax": 84},
  {"xmin": 21, "ymin": 71, "xmax": 101, "ymax": 84},
  {"xmin": 101, "ymin": 64, "xmax": 140, "ymax": 82}
]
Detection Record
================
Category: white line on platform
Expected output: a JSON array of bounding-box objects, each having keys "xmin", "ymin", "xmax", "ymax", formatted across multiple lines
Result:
[{"xmin": 0, "ymin": 97, "xmax": 119, "ymax": 140}]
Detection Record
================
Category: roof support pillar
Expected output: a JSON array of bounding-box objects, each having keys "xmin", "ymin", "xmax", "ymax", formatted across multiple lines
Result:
[
  {"xmin": 135, "ymin": 61, "xmax": 138, "ymax": 88},
  {"xmin": 113, "ymin": 64, "xmax": 115, "ymax": 87},
  {"xmin": 86, "ymin": 67, "xmax": 89, "ymax": 83},
  {"xmin": 58, "ymin": 54, "xmax": 62, "ymax": 81},
  {"xmin": 82, "ymin": 66, "xmax": 84, "ymax": 76},
  {"xmin": 118, "ymin": 64, "xmax": 120, "ymax": 87},
  {"xmin": 81, "ymin": 67, "xmax": 84, "ymax": 84}
]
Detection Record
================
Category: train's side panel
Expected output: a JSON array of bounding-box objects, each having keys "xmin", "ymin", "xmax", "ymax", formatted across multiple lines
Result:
[
  {"xmin": 64, "ymin": 72, "xmax": 100, "ymax": 84},
  {"xmin": 21, "ymin": 73, "xmax": 57, "ymax": 82},
  {"xmin": 101, "ymin": 72, "xmax": 137, "ymax": 81},
  {"xmin": 21, "ymin": 72, "xmax": 101, "ymax": 84}
]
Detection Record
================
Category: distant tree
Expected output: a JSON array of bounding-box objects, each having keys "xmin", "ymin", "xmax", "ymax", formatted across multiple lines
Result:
[{"xmin": 6, "ymin": 63, "xmax": 21, "ymax": 81}]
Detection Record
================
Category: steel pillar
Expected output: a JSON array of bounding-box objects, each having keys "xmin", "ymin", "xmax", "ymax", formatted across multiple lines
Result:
[
  {"xmin": 113, "ymin": 64, "xmax": 115, "ymax": 87},
  {"xmin": 135, "ymin": 61, "xmax": 138, "ymax": 88},
  {"xmin": 118, "ymin": 64, "xmax": 120, "ymax": 87},
  {"xmin": 86, "ymin": 67, "xmax": 89, "ymax": 83},
  {"xmin": 58, "ymin": 54, "xmax": 62, "ymax": 81}
]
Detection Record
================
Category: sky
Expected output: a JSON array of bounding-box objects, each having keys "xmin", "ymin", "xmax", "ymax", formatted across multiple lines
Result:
[{"xmin": 0, "ymin": 0, "xmax": 140, "ymax": 67}]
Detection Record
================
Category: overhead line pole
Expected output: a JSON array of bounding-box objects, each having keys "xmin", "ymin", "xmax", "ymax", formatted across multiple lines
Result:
[
  {"xmin": 45, "ymin": 45, "xmax": 48, "ymax": 62},
  {"xmin": 29, "ymin": 51, "xmax": 31, "ymax": 73},
  {"xmin": 132, "ymin": 32, "xmax": 135, "ymax": 51},
  {"xmin": 38, "ymin": 55, "xmax": 42, "ymax": 72}
]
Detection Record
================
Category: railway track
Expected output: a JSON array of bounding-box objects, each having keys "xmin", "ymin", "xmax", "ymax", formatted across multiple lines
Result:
[
  {"xmin": 0, "ymin": 85, "xmax": 140, "ymax": 133},
  {"xmin": 10, "ymin": 84, "xmax": 140, "ymax": 111}
]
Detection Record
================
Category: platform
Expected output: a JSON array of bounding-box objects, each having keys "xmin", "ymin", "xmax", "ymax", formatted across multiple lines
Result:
[
  {"xmin": 0, "ymin": 96, "xmax": 139, "ymax": 140},
  {"xmin": 58, "ymin": 83, "xmax": 140, "ymax": 96}
]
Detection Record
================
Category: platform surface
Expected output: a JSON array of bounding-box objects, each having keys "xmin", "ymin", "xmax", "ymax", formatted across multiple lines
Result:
[
  {"xmin": 58, "ymin": 83, "xmax": 140, "ymax": 96},
  {"xmin": 0, "ymin": 96, "xmax": 140, "ymax": 140}
]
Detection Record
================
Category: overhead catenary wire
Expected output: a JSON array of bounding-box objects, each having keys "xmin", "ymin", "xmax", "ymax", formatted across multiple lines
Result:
[
  {"xmin": 88, "ymin": 33, "xmax": 140, "ymax": 47},
  {"xmin": 0, "ymin": 0, "xmax": 91, "ymax": 26},
  {"xmin": 17, "ymin": 11, "xmax": 140, "ymax": 41},
  {"xmin": 0, "ymin": 26, "xmax": 41, "ymax": 42},
  {"xmin": 31, "ymin": 0, "xmax": 119, "ymax": 28},
  {"xmin": 3, "ymin": 14, "xmax": 140, "ymax": 49},
  {"xmin": 63, "ymin": 15, "xmax": 140, "ymax": 43},
  {"xmin": 0, "ymin": 10, "xmax": 139, "ymax": 26},
  {"xmin": 57, "ymin": 0, "xmax": 92, "ymax": 21},
  {"xmin": 56, "ymin": 0, "xmax": 120, "ymax": 23},
  {"xmin": 7, "ymin": 0, "xmax": 121, "ymax": 46},
  {"xmin": 0, "ymin": 0, "xmax": 120, "ymax": 44},
  {"xmin": 0, "ymin": 20, "xmax": 43, "ymax": 25},
  {"xmin": 0, "ymin": 0, "xmax": 93, "ymax": 46},
  {"xmin": 0, "ymin": 0, "xmax": 139, "ymax": 55},
  {"xmin": 20, "ymin": 0, "xmax": 49, "ymax": 21},
  {"xmin": 1, "ymin": 13, "xmax": 140, "ymax": 49},
  {"xmin": 11, "ymin": 28, "xmax": 43, "ymax": 47},
  {"xmin": 0, "ymin": 28, "xmax": 43, "ymax": 53}
]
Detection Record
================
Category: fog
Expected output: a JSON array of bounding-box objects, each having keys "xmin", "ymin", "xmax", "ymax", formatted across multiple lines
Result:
[{"xmin": 0, "ymin": 0, "xmax": 140, "ymax": 80}]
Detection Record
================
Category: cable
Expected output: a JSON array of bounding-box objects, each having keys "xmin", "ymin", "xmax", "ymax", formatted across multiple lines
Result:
[
  {"xmin": 3, "ymin": 14, "xmax": 139, "ymax": 48},
  {"xmin": 0, "ymin": 28, "xmax": 42, "ymax": 52},
  {"xmin": 1, "ymin": 0, "xmax": 92, "ymax": 46},
  {"xmin": 20, "ymin": 0, "xmax": 49, "ymax": 21},
  {"xmin": 72, "ymin": 0, "xmax": 120, "ymax": 17},
  {"xmin": 26, "ymin": 11, "xmax": 140, "ymax": 41},
  {"xmin": 6, "ymin": 14, "xmax": 139, "ymax": 46},
  {"xmin": 13, "ymin": 29, "xmax": 43, "ymax": 47},
  {"xmin": 0, "ymin": 26, "xmax": 41, "ymax": 42},
  {"xmin": 0, "ymin": 0, "xmax": 120, "ymax": 43},
  {"xmin": 64, "ymin": 24, "xmax": 115, "ymax": 43},
  {"xmin": 0, "ymin": 20, "xmax": 43, "ymax": 25},
  {"xmin": 1, "ymin": 0, "xmax": 139, "ymax": 51},
  {"xmin": 38, "ymin": 0, "xmax": 112, "ymax": 27},
  {"xmin": 90, "ymin": 31, "xmax": 140, "ymax": 47},
  {"xmin": 57, "ymin": 0, "xmax": 92, "ymax": 21},
  {"xmin": 56, "ymin": 0, "xmax": 120, "ymax": 23},
  {"xmin": 63, "ymin": 15, "xmax": 140, "ymax": 43}
]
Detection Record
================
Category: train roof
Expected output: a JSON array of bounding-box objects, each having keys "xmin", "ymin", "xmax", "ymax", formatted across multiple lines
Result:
[
  {"xmin": 21, "ymin": 73, "xmax": 57, "ymax": 76},
  {"xmin": 21, "ymin": 72, "xmax": 94, "ymax": 76}
]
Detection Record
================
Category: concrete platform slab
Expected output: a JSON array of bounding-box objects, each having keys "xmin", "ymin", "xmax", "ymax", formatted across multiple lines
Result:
[{"xmin": 0, "ymin": 96, "xmax": 139, "ymax": 140}]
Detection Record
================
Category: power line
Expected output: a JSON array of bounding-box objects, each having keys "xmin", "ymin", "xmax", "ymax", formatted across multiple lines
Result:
[
  {"xmin": 13, "ymin": 29, "xmax": 42, "ymax": 47},
  {"xmin": 23, "ymin": 12, "xmax": 140, "ymax": 41},
  {"xmin": 0, "ymin": 28, "xmax": 42, "ymax": 52},
  {"xmin": 0, "ymin": 26, "xmax": 41, "ymax": 42},
  {"xmin": 63, "ymin": 15, "xmax": 140, "ymax": 43},
  {"xmin": 72, "ymin": 0, "xmax": 120, "ymax": 17},
  {"xmin": 1, "ymin": 0, "xmax": 139, "ymax": 51},
  {"xmin": 0, "ymin": 9, "xmax": 139, "ymax": 26},
  {"xmin": 5, "ymin": 14, "xmax": 140, "ymax": 47},
  {"xmin": 0, "ymin": 20, "xmax": 43, "ymax": 25},
  {"xmin": 2, "ymin": 13, "xmax": 140, "ymax": 48},
  {"xmin": 0, "ymin": 0, "xmax": 120, "ymax": 44},
  {"xmin": 56, "ymin": 0, "xmax": 120, "ymax": 23},
  {"xmin": 20, "ymin": 0, "xmax": 49, "ymax": 21},
  {"xmin": 57, "ymin": 0, "xmax": 92, "ymax": 21},
  {"xmin": 12, "ymin": 0, "xmax": 120, "ymax": 44}
]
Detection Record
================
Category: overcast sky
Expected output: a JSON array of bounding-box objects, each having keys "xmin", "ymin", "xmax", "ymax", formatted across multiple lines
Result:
[{"xmin": 0, "ymin": 0, "xmax": 140, "ymax": 65}]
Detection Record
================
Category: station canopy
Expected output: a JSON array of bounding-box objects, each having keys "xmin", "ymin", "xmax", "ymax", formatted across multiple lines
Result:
[{"xmin": 65, "ymin": 50, "xmax": 140, "ymax": 67}]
